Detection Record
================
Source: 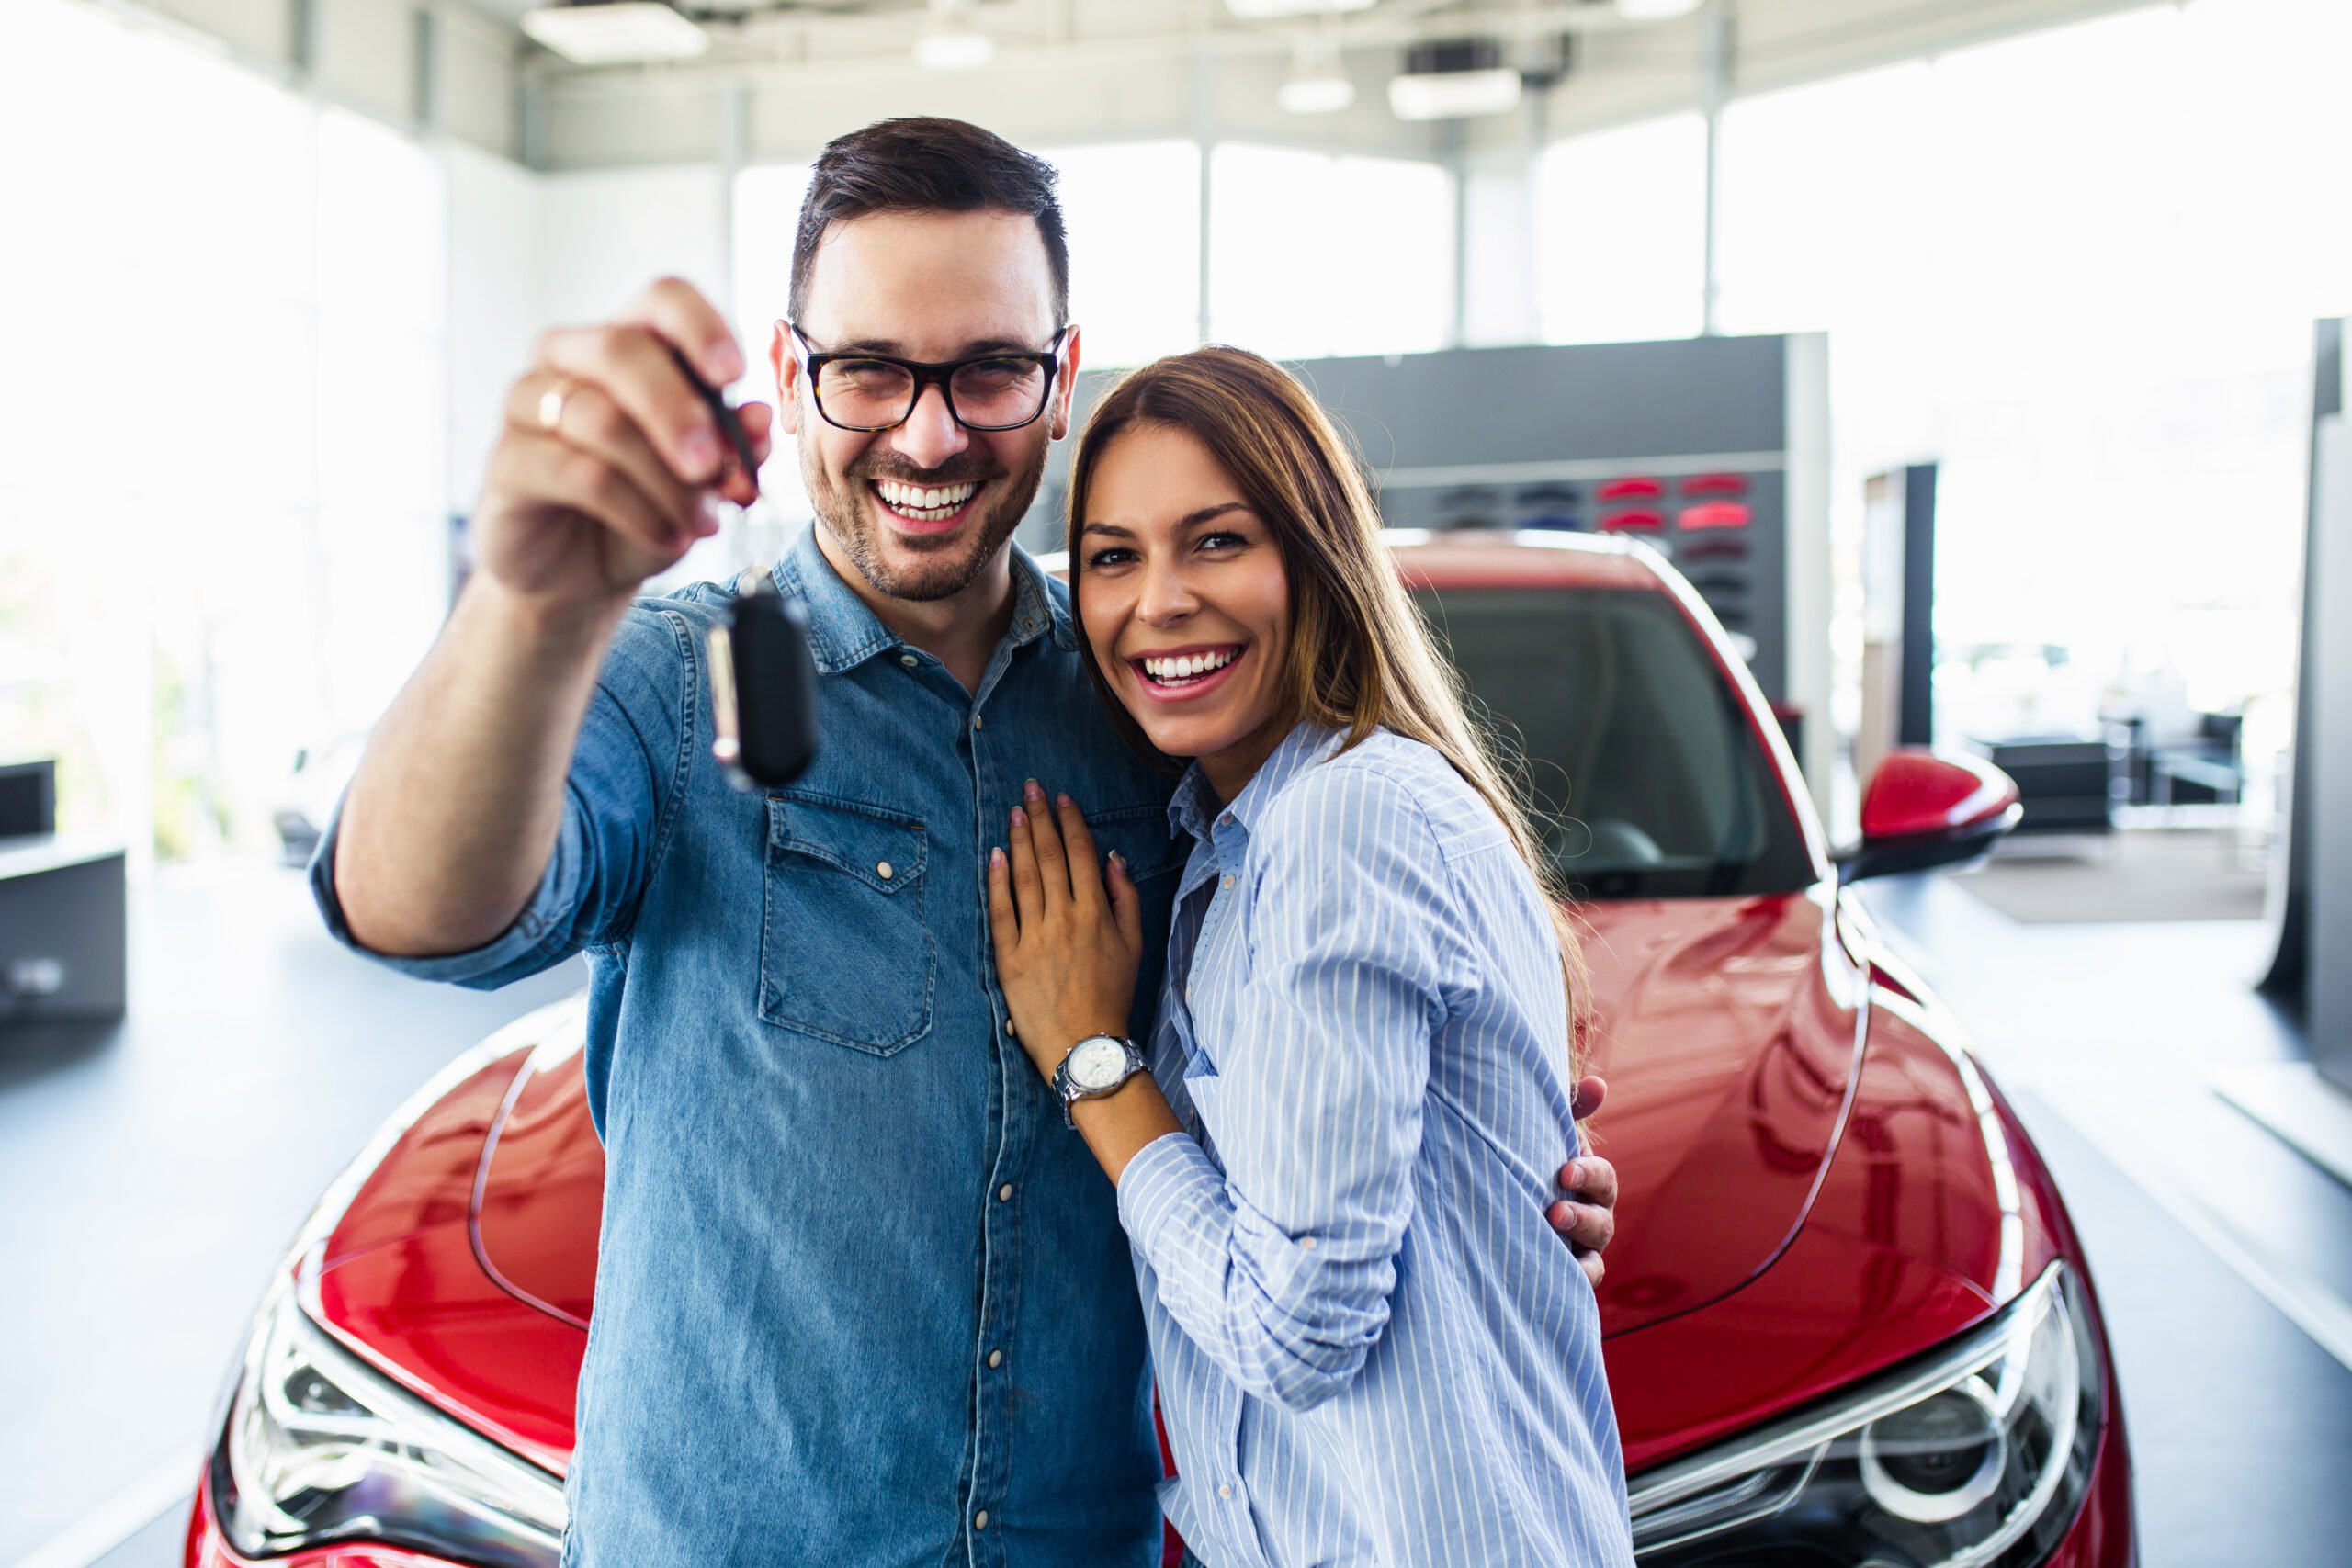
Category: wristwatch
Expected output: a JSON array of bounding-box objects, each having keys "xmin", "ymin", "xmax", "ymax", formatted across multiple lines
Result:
[{"xmin": 1051, "ymin": 1033, "xmax": 1148, "ymax": 1128}]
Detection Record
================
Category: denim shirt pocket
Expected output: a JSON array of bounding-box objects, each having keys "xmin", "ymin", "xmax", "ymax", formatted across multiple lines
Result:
[{"xmin": 759, "ymin": 791, "xmax": 934, "ymax": 1055}]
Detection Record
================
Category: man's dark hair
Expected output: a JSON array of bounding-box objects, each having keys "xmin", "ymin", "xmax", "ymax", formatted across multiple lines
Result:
[{"xmin": 788, "ymin": 117, "xmax": 1069, "ymax": 328}]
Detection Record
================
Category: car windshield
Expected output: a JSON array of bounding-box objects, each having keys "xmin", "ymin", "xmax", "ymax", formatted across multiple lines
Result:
[{"xmin": 1414, "ymin": 585, "xmax": 1816, "ymax": 899}]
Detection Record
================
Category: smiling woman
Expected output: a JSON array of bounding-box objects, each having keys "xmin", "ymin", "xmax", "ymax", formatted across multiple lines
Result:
[
  {"xmin": 1073, "ymin": 462, "xmax": 1295, "ymax": 786},
  {"xmin": 983, "ymin": 343, "xmax": 1639, "ymax": 1565}
]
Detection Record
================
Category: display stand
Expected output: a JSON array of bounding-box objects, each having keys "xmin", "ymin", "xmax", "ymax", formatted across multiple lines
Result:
[
  {"xmin": 2233, "ymin": 324, "xmax": 2352, "ymax": 1187},
  {"xmin": 0, "ymin": 834, "xmax": 127, "ymax": 1023},
  {"xmin": 1027, "ymin": 333, "xmax": 1837, "ymax": 818}
]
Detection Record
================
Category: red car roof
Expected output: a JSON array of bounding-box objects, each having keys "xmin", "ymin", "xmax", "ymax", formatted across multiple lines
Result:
[{"xmin": 1386, "ymin": 529, "xmax": 1673, "ymax": 593}]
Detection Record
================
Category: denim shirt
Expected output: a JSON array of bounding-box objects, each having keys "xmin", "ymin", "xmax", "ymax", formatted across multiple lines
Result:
[{"xmin": 311, "ymin": 525, "xmax": 1182, "ymax": 1568}]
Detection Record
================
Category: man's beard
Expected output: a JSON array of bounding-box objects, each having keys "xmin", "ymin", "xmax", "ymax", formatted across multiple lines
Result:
[{"xmin": 801, "ymin": 437, "xmax": 1048, "ymax": 604}]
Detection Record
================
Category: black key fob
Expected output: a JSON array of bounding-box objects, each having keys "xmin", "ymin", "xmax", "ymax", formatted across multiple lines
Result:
[{"xmin": 709, "ymin": 574, "xmax": 819, "ymax": 790}]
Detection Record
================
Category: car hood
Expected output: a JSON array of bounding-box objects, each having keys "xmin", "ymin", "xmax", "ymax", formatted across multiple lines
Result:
[
  {"xmin": 466, "ymin": 886, "xmax": 1871, "ymax": 1341},
  {"xmin": 1569, "ymin": 886, "xmax": 1868, "ymax": 1331},
  {"xmin": 310, "ymin": 891, "xmax": 2066, "ymax": 1480}
]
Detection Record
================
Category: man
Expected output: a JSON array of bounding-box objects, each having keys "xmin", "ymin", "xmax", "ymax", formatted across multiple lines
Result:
[{"xmin": 319, "ymin": 118, "xmax": 1618, "ymax": 1566}]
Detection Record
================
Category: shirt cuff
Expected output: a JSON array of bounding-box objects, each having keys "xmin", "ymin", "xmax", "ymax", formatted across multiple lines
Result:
[
  {"xmin": 308, "ymin": 787, "xmax": 586, "ymax": 989},
  {"xmin": 1115, "ymin": 1128, "xmax": 1227, "ymax": 1267}
]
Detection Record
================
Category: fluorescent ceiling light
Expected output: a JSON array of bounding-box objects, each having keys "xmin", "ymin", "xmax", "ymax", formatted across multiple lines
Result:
[
  {"xmin": 914, "ymin": 22, "xmax": 994, "ymax": 69},
  {"xmin": 520, "ymin": 2, "xmax": 708, "ymax": 65},
  {"xmin": 1615, "ymin": 0, "xmax": 1705, "ymax": 19},
  {"xmin": 1388, "ymin": 65, "xmax": 1521, "ymax": 120},
  {"xmin": 1279, "ymin": 37, "xmax": 1353, "ymax": 114},
  {"xmin": 1280, "ymin": 69, "xmax": 1355, "ymax": 115},
  {"xmin": 916, "ymin": 0, "xmax": 995, "ymax": 70},
  {"xmin": 1227, "ymin": 0, "xmax": 1378, "ymax": 18}
]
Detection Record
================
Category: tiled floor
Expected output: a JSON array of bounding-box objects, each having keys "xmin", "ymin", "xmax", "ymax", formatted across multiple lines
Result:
[
  {"xmin": 0, "ymin": 857, "xmax": 584, "ymax": 1567},
  {"xmin": 9, "ymin": 859, "xmax": 2352, "ymax": 1566},
  {"xmin": 1860, "ymin": 868, "xmax": 2352, "ymax": 1567}
]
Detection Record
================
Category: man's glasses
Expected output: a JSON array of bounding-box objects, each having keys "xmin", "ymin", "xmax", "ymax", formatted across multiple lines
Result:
[{"xmin": 786, "ymin": 322, "xmax": 1071, "ymax": 434}]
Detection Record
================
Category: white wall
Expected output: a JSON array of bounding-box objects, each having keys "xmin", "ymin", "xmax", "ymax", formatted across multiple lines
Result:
[
  {"xmin": 444, "ymin": 140, "xmax": 543, "ymax": 515},
  {"xmin": 1458, "ymin": 144, "xmax": 1541, "ymax": 348},
  {"xmin": 109, "ymin": 0, "xmax": 522, "ymax": 159},
  {"xmin": 536, "ymin": 164, "xmax": 729, "ymax": 329}
]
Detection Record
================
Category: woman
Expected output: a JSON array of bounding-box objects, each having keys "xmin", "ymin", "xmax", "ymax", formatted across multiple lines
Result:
[{"xmin": 984, "ymin": 346, "xmax": 1637, "ymax": 1567}]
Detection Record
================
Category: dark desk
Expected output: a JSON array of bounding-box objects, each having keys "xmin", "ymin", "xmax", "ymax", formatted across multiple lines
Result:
[
  {"xmin": 1973, "ymin": 732, "xmax": 2125, "ymax": 834},
  {"xmin": 0, "ymin": 834, "xmax": 127, "ymax": 1022}
]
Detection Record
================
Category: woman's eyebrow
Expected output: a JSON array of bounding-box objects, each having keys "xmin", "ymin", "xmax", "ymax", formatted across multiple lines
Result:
[{"xmin": 1080, "ymin": 503, "xmax": 1250, "ymax": 538}]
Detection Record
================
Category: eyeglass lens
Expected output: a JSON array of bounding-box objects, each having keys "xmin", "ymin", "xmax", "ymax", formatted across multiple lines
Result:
[{"xmin": 815, "ymin": 355, "xmax": 1051, "ymax": 431}]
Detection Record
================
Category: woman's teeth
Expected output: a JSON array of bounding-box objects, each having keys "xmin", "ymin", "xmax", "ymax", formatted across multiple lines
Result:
[
  {"xmin": 875, "ymin": 479, "xmax": 978, "ymax": 521},
  {"xmin": 1141, "ymin": 649, "xmax": 1239, "ymax": 684}
]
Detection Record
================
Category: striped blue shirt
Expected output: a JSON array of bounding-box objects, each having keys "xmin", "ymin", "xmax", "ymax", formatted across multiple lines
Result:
[{"xmin": 1117, "ymin": 722, "xmax": 1636, "ymax": 1568}]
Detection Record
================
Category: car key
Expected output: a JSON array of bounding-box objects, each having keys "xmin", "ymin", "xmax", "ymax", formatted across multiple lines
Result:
[{"xmin": 670, "ymin": 346, "xmax": 820, "ymax": 789}]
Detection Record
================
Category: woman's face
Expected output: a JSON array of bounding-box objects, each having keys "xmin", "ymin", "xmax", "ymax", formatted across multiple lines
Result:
[{"xmin": 1076, "ymin": 423, "xmax": 1294, "ymax": 794}]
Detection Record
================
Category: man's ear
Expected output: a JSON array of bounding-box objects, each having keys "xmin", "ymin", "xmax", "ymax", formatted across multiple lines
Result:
[
  {"xmin": 771, "ymin": 320, "xmax": 802, "ymax": 437},
  {"xmin": 1048, "ymin": 324, "xmax": 1083, "ymax": 442}
]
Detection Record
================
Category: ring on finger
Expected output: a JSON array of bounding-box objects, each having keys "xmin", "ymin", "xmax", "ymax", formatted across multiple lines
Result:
[{"xmin": 537, "ymin": 376, "xmax": 583, "ymax": 434}]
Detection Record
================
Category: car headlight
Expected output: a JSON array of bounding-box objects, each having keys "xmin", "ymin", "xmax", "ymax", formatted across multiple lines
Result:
[
  {"xmin": 209, "ymin": 1280, "xmax": 565, "ymax": 1565},
  {"xmin": 1628, "ymin": 1261, "xmax": 2103, "ymax": 1567}
]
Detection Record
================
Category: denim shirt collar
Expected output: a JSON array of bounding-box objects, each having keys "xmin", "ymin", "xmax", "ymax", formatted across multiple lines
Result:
[
  {"xmin": 771, "ymin": 523, "xmax": 1075, "ymax": 676},
  {"xmin": 1166, "ymin": 719, "xmax": 1352, "ymax": 846}
]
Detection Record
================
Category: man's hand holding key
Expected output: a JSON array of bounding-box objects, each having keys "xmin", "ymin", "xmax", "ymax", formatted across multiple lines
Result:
[{"xmin": 477, "ymin": 276, "xmax": 773, "ymax": 616}]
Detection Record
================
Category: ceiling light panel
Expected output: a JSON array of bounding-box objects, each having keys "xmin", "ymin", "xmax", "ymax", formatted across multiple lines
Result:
[
  {"xmin": 520, "ymin": 2, "xmax": 709, "ymax": 65},
  {"xmin": 1279, "ymin": 73, "xmax": 1355, "ymax": 114},
  {"xmin": 1388, "ymin": 64, "xmax": 1521, "ymax": 120},
  {"xmin": 1227, "ymin": 0, "xmax": 1379, "ymax": 18}
]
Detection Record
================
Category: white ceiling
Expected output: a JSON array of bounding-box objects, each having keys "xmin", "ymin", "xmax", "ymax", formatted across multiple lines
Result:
[
  {"xmin": 492, "ymin": 0, "xmax": 2165, "ymax": 172},
  {"xmin": 475, "ymin": 0, "xmax": 1670, "ymax": 72}
]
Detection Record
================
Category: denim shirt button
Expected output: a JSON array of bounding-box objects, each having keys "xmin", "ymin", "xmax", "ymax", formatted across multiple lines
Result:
[
  {"xmin": 899, "ymin": 652, "xmax": 918, "ymax": 669},
  {"xmin": 876, "ymin": 861, "xmax": 894, "ymax": 881},
  {"xmin": 973, "ymin": 1511, "xmax": 989, "ymax": 1530},
  {"xmin": 997, "ymin": 1183, "xmax": 1014, "ymax": 1201},
  {"xmin": 988, "ymin": 1348, "xmax": 1004, "ymax": 1368},
  {"xmin": 972, "ymin": 714, "xmax": 984, "ymax": 730}
]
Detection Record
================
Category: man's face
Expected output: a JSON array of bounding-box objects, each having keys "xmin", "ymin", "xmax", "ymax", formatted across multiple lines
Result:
[{"xmin": 774, "ymin": 209, "xmax": 1077, "ymax": 603}]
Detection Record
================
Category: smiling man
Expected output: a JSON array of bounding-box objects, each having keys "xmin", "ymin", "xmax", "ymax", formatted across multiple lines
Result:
[{"xmin": 316, "ymin": 118, "xmax": 1617, "ymax": 1567}]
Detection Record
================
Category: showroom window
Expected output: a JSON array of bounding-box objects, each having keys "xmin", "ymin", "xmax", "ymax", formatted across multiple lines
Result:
[
  {"xmin": 1039, "ymin": 141, "xmax": 1204, "ymax": 370},
  {"xmin": 0, "ymin": 0, "xmax": 447, "ymax": 868},
  {"xmin": 1711, "ymin": 0, "xmax": 2351, "ymax": 762},
  {"xmin": 1534, "ymin": 113, "xmax": 1707, "ymax": 346},
  {"xmin": 730, "ymin": 160, "xmax": 815, "ymax": 386},
  {"xmin": 1207, "ymin": 143, "xmax": 1455, "ymax": 360},
  {"xmin": 729, "ymin": 162, "xmax": 819, "ymax": 537}
]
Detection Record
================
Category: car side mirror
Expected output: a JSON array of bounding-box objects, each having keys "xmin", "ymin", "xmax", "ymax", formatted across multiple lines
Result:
[{"xmin": 1837, "ymin": 750, "xmax": 2022, "ymax": 884}]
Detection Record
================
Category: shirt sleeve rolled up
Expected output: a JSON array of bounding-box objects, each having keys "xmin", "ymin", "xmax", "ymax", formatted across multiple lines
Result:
[
  {"xmin": 309, "ymin": 601, "xmax": 695, "ymax": 988},
  {"xmin": 1116, "ymin": 761, "xmax": 1459, "ymax": 1412}
]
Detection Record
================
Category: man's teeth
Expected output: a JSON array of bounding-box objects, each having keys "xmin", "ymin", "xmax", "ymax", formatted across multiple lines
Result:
[
  {"xmin": 876, "ymin": 479, "xmax": 978, "ymax": 519},
  {"xmin": 1142, "ymin": 649, "xmax": 1239, "ymax": 682}
]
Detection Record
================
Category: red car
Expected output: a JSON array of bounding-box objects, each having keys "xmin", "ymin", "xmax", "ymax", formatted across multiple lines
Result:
[{"xmin": 187, "ymin": 531, "xmax": 2134, "ymax": 1568}]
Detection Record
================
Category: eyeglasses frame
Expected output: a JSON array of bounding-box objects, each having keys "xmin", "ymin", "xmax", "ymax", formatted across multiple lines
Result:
[{"xmin": 784, "ymin": 321, "xmax": 1075, "ymax": 434}]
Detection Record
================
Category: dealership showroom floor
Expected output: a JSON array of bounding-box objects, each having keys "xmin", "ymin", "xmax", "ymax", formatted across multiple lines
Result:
[
  {"xmin": 9, "ymin": 856, "xmax": 2352, "ymax": 1566},
  {"xmin": 10, "ymin": 1, "xmax": 2352, "ymax": 1566}
]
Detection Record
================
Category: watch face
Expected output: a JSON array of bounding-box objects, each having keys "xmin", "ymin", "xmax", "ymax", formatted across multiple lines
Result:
[{"xmin": 1069, "ymin": 1037, "xmax": 1129, "ymax": 1091}]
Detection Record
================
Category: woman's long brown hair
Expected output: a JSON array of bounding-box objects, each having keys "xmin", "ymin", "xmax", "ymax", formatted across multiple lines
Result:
[{"xmin": 1064, "ymin": 345, "xmax": 1590, "ymax": 1077}]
